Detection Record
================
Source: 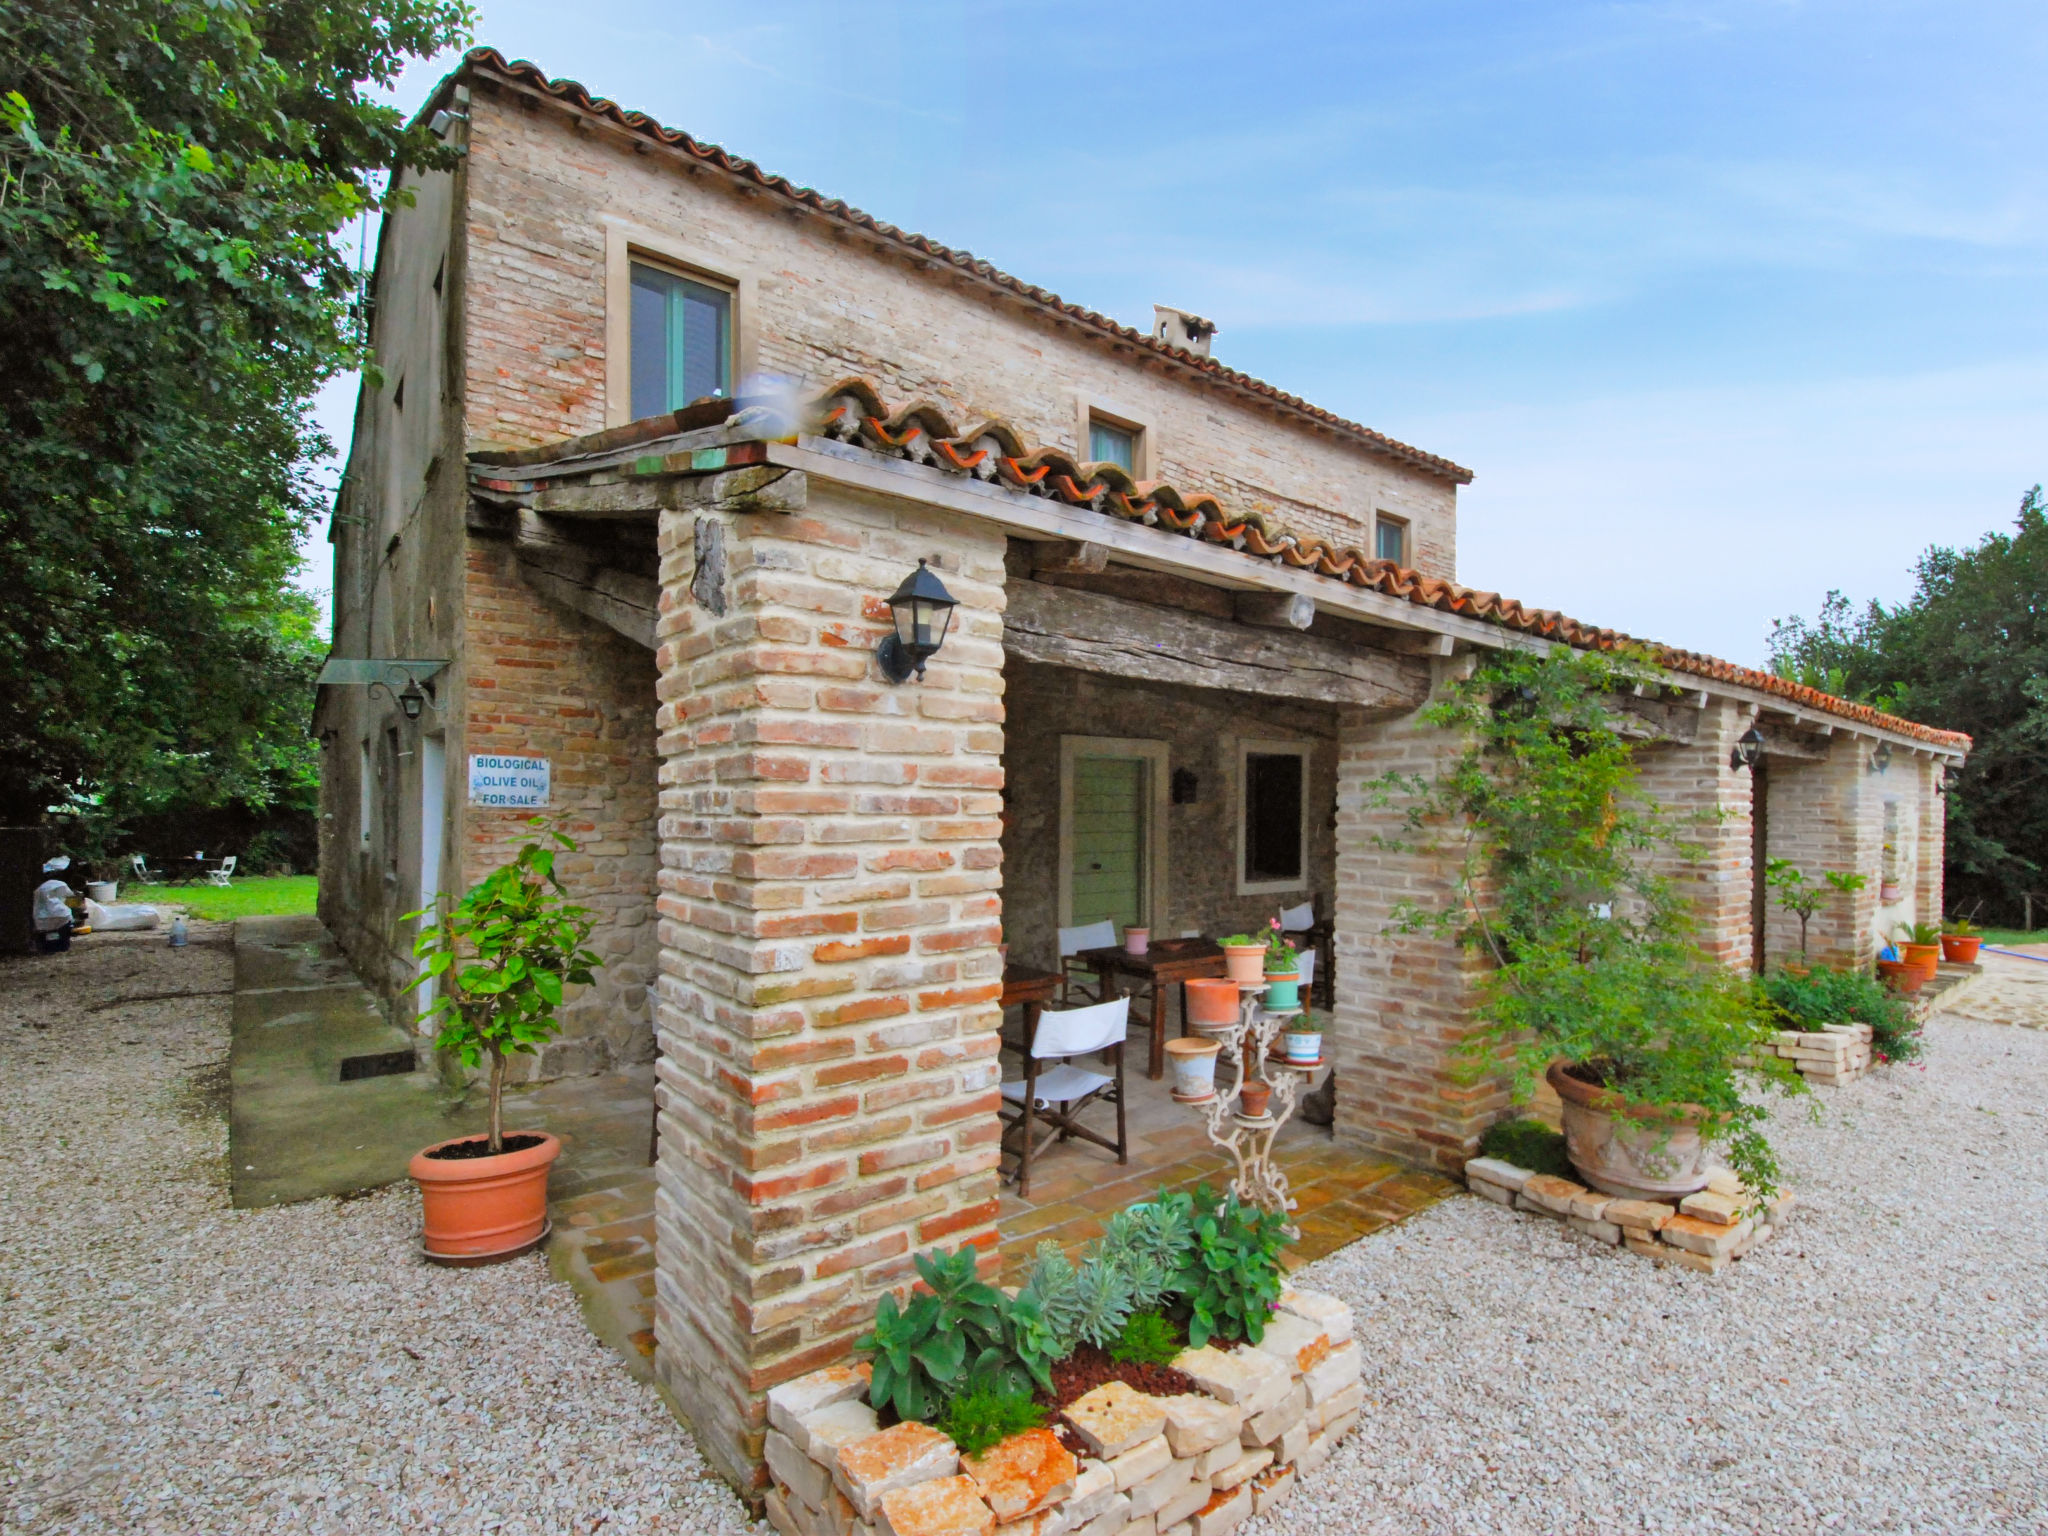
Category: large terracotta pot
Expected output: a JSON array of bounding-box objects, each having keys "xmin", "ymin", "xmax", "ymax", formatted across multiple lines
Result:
[
  {"xmin": 1898, "ymin": 941, "xmax": 1939, "ymax": 980},
  {"xmin": 1184, "ymin": 977, "xmax": 1241, "ymax": 1029},
  {"xmin": 1940, "ymin": 934, "xmax": 1982, "ymax": 964},
  {"xmin": 1546, "ymin": 1062, "xmax": 1712, "ymax": 1201},
  {"xmin": 410, "ymin": 1130, "xmax": 560, "ymax": 1265},
  {"xmin": 1222, "ymin": 944, "xmax": 1267, "ymax": 987}
]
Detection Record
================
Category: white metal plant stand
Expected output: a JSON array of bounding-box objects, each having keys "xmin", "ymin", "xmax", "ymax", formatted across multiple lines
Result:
[{"xmin": 1185, "ymin": 993, "xmax": 1321, "ymax": 1235}]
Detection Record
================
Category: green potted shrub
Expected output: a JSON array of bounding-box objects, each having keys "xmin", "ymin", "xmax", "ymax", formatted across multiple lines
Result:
[
  {"xmin": 1894, "ymin": 921, "xmax": 1941, "ymax": 981},
  {"xmin": 1372, "ymin": 645, "xmax": 1805, "ymax": 1202},
  {"xmin": 1262, "ymin": 922, "xmax": 1302, "ymax": 1009},
  {"xmin": 1219, "ymin": 933, "xmax": 1267, "ymax": 987},
  {"xmin": 403, "ymin": 821, "xmax": 601, "ymax": 1264},
  {"xmin": 1280, "ymin": 1010, "xmax": 1322, "ymax": 1066}
]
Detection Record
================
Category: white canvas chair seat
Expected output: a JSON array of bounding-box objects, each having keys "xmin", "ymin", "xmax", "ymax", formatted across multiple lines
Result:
[
  {"xmin": 1296, "ymin": 949, "xmax": 1315, "ymax": 992},
  {"xmin": 999, "ymin": 995, "xmax": 1129, "ymax": 1198},
  {"xmin": 1278, "ymin": 899, "xmax": 1333, "ymax": 1007},
  {"xmin": 1279, "ymin": 900, "xmax": 1316, "ymax": 933},
  {"xmin": 1000, "ymin": 1063, "xmax": 1112, "ymax": 1107}
]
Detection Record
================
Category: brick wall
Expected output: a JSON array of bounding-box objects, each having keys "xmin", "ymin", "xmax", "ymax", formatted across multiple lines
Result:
[
  {"xmin": 1759, "ymin": 735, "xmax": 1880, "ymax": 968},
  {"xmin": 460, "ymin": 539, "xmax": 661, "ymax": 1076},
  {"xmin": 649, "ymin": 477, "xmax": 1009, "ymax": 1489},
  {"xmin": 1329, "ymin": 668, "xmax": 1509, "ymax": 1173},
  {"xmin": 458, "ymin": 85, "xmax": 1461, "ymax": 573}
]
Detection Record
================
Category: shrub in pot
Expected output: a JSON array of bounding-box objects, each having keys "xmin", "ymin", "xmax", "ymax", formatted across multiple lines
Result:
[
  {"xmin": 1219, "ymin": 934, "xmax": 1267, "ymax": 987},
  {"xmin": 1281, "ymin": 1011, "xmax": 1322, "ymax": 1065},
  {"xmin": 1894, "ymin": 921, "xmax": 1941, "ymax": 980},
  {"xmin": 1370, "ymin": 644, "xmax": 1804, "ymax": 1203},
  {"xmin": 404, "ymin": 821, "xmax": 602, "ymax": 1264}
]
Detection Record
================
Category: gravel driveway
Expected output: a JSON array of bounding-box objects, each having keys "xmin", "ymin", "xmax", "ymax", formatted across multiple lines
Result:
[
  {"xmin": 1263, "ymin": 1012, "xmax": 2048, "ymax": 1536},
  {"xmin": 0, "ymin": 936, "xmax": 759, "ymax": 1536},
  {"xmin": 5, "ymin": 937, "xmax": 2044, "ymax": 1534}
]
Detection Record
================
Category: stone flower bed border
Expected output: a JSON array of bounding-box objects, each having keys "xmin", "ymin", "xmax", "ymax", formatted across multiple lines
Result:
[
  {"xmin": 762, "ymin": 1286, "xmax": 1362, "ymax": 1536},
  {"xmin": 1756, "ymin": 1022, "xmax": 1873, "ymax": 1086},
  {"xmin": 1464, "ymin": 1160, "xmax": 1796, "ymax": 1276}
]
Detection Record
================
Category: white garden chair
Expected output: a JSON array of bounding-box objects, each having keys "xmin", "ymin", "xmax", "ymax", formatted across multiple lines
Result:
[
  {"xmin": 999, "ymin": 994, "xmax": 1129, "ymax": 1199},
  {"xmin": 1055, "ymin": 919, "xmax": 1118, "ymax": 1004},
  {"xmin": 207, "ymin": 855, "xmax": 237, "ymax": 888}
]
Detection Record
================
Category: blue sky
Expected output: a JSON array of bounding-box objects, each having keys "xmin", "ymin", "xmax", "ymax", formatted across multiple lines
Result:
[{"xmin": 316, "ymin": 0, "xmax": 2048, "ymax": 665}]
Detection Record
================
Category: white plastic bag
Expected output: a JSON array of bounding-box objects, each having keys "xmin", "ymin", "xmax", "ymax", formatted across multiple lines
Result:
[{"xmin": 85, "ymin": 899, "xmax": 160, "ymax": 932}]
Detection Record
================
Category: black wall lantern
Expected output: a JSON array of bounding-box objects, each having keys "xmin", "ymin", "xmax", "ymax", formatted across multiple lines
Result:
[
  {"xmin": 1940, "ymin": 763, "xmax": 1963, "ymax": 793},
  {"xmin": 877, "ymin": 559, "xmax": 958, "ymax": 683},
  {"xmin": 1730, "ymin": 726, "xmax": 1765, "ymax": 771},
  {"xmin": 1870, "ymin": 740, "xmax": 1893, "ymax": 774}
]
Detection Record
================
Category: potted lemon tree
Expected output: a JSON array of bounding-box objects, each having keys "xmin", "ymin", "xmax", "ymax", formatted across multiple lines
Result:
[{"xmin": 404, "ymin": 820, "xmax": 601, "ymax": 1264}]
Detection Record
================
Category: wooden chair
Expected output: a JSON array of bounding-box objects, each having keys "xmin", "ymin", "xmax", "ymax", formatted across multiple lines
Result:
[
  {"xmin": 1280, "ymin": 898, "xmax": 1335, "ymax": 1009},
  {"xmin": 1055, "ymin": 919, "xmax": 1118, "ymax": 1004},
  {"xmin": 999, "ymin": 994, "xmax": 1129, "ymax": 1200}
]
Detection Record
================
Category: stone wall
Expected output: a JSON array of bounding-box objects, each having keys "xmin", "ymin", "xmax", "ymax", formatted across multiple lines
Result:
[
  {"xmin": 457, "ymin": 81, "xmax": 1461, "ymax": 573},
  {"xmin": 999, "ymin": 657, "xmax": 1340, "ymax": 974},
  {"xmin": 650, "ymin": 477, "xmax": 1010, "ymax": 1490}
]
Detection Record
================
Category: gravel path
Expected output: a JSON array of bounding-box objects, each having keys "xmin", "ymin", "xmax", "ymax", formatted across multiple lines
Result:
[
  {"xmin": 1260, "ymin": 1013, "xmax": 2048, "ymax": 1536},
  {"xmin": 6, "ymin": 938, "xmax": 2045, "ymax": 1534},
  {"xmin": 0, "ymin": 936, "xmax": 760, "ymax": 1536}
]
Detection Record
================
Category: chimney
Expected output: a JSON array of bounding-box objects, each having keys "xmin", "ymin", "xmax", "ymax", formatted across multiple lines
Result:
[{"xmin": 1152, "ymin": 305, "xmax": 1217, "ymax": 358}]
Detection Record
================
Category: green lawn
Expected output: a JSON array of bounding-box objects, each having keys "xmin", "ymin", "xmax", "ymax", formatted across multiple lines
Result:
[
  {"xmin": 121, "ymin": 875, "xmax": 318, "ymax": 922},
  {"xmin": 1978, "ymin": 928, "xmax": 2045, "ymax": 949}
]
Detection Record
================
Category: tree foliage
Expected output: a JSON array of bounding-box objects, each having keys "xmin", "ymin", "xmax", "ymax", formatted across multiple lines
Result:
[
  {"xmin": 1769, "ymin": 487, "xmax": 2048, "ymax": 923},
  {"xmin": 0, "ymin": 0, "xmax": 469, "ymax": 822}
]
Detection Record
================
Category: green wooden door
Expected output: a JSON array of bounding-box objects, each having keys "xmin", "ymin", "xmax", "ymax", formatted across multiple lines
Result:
[{"xmin": 1070, "ymin": 756, "xmax": 1148, "ymax": 932}]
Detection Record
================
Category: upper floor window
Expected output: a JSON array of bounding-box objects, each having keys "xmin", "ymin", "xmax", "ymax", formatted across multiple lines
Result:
[
  {"xmin": 630, "ymin": 260, "xmax": 731, "ymax": 419},
  {"xmin": 1089, "ymin": 417, "xmax": 1137, "ymax": 473},
  {"xmin": 1374, "ymin": 513, "xmax": 1408, "ymax": 565}
]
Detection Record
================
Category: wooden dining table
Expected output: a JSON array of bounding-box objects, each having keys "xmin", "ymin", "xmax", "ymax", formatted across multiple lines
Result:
[{"xmin": 1072, "ymin": 938, "xmax": 1228, "ymax": 1080}]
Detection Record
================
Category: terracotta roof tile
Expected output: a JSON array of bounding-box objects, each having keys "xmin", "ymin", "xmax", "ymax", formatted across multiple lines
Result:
[
  {"xmin": 450, "ymin": 48, "xmax": 1473, "ymax": 487},
  {"xmin": 802, "ymin": 379, "xmax": 1970, "ymax": 752}
]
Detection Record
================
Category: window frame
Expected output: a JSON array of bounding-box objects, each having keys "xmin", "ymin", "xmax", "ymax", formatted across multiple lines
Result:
[
  {"xmin": 628, "ymin": 257, "xmax": 735, "ymax": 418},
  {"xmin": 1374, "ymin": 513, "xmax": 1410, "ymax": 566},
  {"xmin": 1075, "ymin": 395, "xmax": 1153, "ymax": 479},
  {"xmin": 1088, "ymin": 416, "xmax": 1138, "ymax": 473},
  {"xmin": 1236, "ymin": 738, "xmax": 1311, "ymax": 896},
  {"xmin": 603, "ymin": 222, "xmax": 754, "ymax": 428}
]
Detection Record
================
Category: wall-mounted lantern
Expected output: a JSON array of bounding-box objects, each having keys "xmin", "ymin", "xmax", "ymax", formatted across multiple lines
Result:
[
  {"xmin": 1729, "ymin": 726, "xmax": 1765, "ymax": 772},
  {"xmin": 1939, "ymin": 763, "xmax": 1962, "ymax": 793},
  {"xmin": 1870, "ymin": 740, "xmax": 1893, "ymax": 775},
  {"xmin": 315, "ymin": 658, "xmax": 451, "ymax": 722},
  {"xmin": 876, "ymin": 560, "xmax": 958, "ymax": 684}
]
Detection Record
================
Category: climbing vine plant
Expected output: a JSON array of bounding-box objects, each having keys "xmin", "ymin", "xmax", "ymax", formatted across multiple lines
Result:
[{"xmin": 1373, "ymin": 643, "xmax": 1804, "ymax": 1197}]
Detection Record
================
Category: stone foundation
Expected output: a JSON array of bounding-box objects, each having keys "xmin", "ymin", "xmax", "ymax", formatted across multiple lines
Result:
[
  {"xmin": 761, "ymin": 1287, "xmax": 1362, "ymax": 1536},
  {"xmin": 1464, "ymin": 1160, "xmax": 1795, "ymax": 1277}
]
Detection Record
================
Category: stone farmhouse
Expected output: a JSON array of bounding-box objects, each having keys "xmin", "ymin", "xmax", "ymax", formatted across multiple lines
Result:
[{"xmin": 314, "ymin": 49, "xmax": 1969, "ymax": 1488}]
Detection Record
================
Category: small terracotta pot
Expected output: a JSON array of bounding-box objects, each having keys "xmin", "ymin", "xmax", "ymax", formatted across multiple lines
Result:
[
  {"xmin": 1165, "ymin": 1036, "xmax": 1223, "ymax": 1102},
  {"xmin": 1940, "ymin": 934, "xmax": 1982, "ymax": 964},
  {"xmin": 410, "ymin": 1130, "xmax": 560, "ymax": 1265},
  {"xmin": 1898, "ymin": 942, "xmax": 1939, "ymax": 981},
  {"xmin": 1546, "ymin": 1062, "xmax": 1711, "ymax": 1201},
  {"xmin": 1875, "ymin": 958, "xmax": 1925, "ymax": 993},
  {"xmin": 1184, "ymin": 977, "xmax": 1242, "ymax": 1028},
  {"xmin": 1238, "ymin": 1080, "xmax": 1273, "ymax": 1119},
  {"xmin": 1222, "ymin": 944, "xmax": 1268, "ymax": 987},
  {"xmin": 1123, "ymin": 926, "xmax": 1150, "ymax": 956}
]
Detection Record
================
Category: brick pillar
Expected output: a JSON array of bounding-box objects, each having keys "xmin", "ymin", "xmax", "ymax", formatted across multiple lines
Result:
[
  {"xmin": 1330, "ymin": 666, "xmax": 1506, "ymax": 1174},
  {"xmin": 1915, "ymin": 753, "xmax": 1947, "ymax": 927},
  {"xmin": 1761, "ymin": 733, "xmax": 1882, "ymax": 968},
  {"xmin": 648, "ymin": 482, "xmax": 1009, "ymax": 1491},
  {"xmin": 1631, "ymin": 699, "xmax": 1756, "ymax": 972}
]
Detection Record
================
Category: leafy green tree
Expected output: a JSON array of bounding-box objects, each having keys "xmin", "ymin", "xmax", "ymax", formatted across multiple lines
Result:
[
  {"xmin": 1770, "ymin": 487, "xmax": 2048, "ymax": 923},
  {"xmin": 0, "ymin": 0, "xmax": 469, "ymax": 823}
]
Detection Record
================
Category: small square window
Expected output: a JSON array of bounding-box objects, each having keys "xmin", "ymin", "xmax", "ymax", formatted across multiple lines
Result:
[
  {"xmin": 630, "ymin": 261, "xmax": 732, "ymax": 419},
  {"xmin": 1089, "ymin": 419, "xmax": 1137, "ymax": 472},
  {"xmin": 1374, "ymin": 515, "xmax": 1408, "ymax": 565}
]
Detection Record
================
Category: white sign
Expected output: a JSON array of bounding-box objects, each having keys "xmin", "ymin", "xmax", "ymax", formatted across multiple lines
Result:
[{"xmin": 468, "ymin": 754, "xmax": 550, "ymax": 808}]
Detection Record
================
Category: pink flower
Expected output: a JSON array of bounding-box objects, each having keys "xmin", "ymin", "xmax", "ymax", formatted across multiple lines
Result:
[{"xmin": 1269, "ymin": 916, "xmax": 1281, "ymax": 930}]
